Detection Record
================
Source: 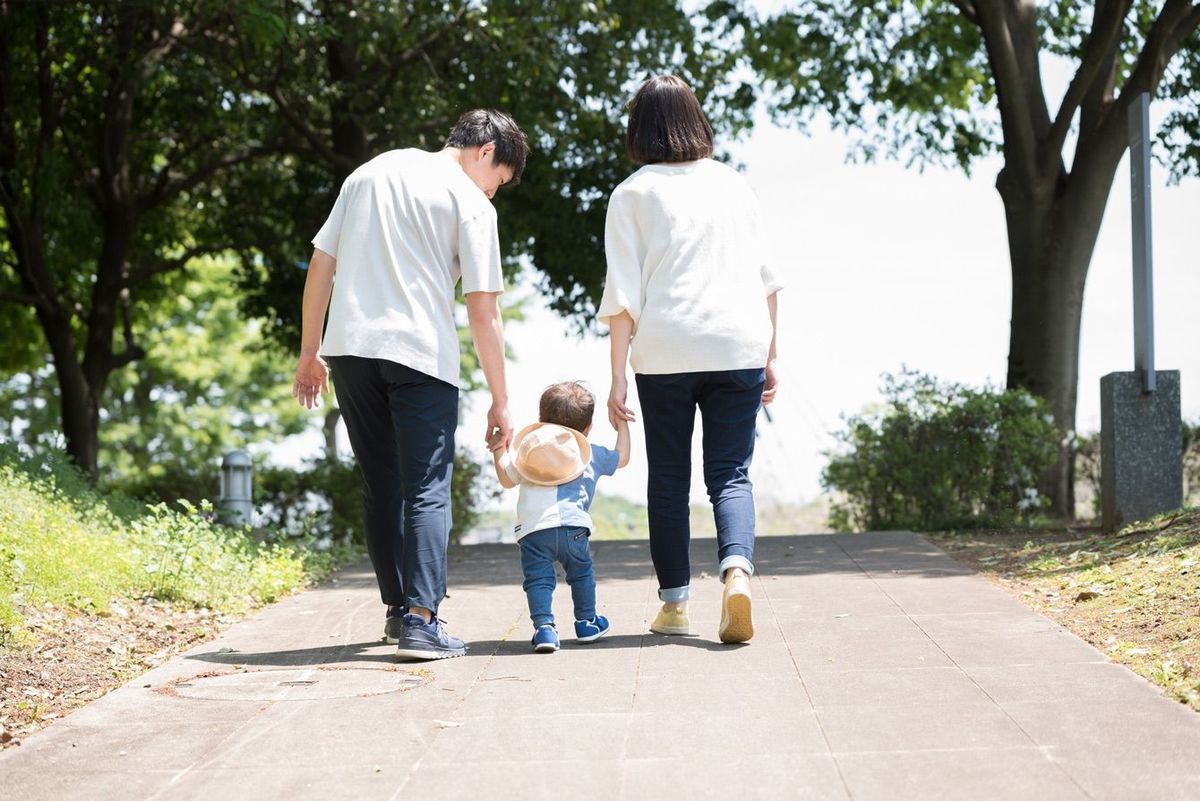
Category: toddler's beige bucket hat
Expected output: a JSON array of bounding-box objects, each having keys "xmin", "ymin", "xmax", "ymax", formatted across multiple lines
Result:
[{"xmin": 512, "ymin": 423, "xmax": 591, "ymax": 486}]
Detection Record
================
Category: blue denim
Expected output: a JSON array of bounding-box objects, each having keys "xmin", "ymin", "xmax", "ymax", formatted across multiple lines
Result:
[
  {"xmin": 329, "ymin": 356, "xmax": 457, "ymax": 615},
  {"xmin": 636, "ymin": 368, "xmax": 764, "ymax": 602},
  {"xmin": 519, "ymin": 526, "xmax": 597, "ymax": 629}
]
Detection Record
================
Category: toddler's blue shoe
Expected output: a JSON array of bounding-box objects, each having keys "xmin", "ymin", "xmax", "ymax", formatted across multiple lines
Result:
[
  {"xmin": 574, "ymin": 615, "xmax": 610, "ymax": 643},
  {"xmin": 532, "ymin": 624, "xmax": 560, "ymax": 653}
]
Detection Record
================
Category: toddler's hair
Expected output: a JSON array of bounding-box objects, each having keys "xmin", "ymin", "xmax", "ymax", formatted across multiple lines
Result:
[{"xmin": 539, "ymin": 381, "xmax": 595, "ymax": 432}]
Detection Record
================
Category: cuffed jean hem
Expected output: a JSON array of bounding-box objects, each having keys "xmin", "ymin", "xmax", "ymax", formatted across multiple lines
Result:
[
  {"xmin": 531, "ymin": 615, "xmax": 555, "ymax": 629},
  {"xmin": 658, "ymin": 585, "xmax": 690, "ymax": 603},
  {"xmin": 718, "ymin": 555, "xmax": 754, "ymax": 582}
]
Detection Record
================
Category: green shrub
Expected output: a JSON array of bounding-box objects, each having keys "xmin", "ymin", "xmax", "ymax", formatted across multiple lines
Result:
[
  {"xmin": 822, "ymin": 371, "xmax": 1061, "ymax": 532},
  {"xmin": 0, "ymin": 447, "xmax": 339, "ymax": 648}
]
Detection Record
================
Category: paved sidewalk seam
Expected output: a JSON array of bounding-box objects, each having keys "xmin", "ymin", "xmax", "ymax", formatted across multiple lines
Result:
[
  {"xmin": 830, "ymin": 533, "xmax": 1097, "ymax": 801},
  {"xmin": 616, "ymin": 571, "xmax": 654, "ymax": 800},
  {"xmin": 760, "ymin": 567, "xmax": 855, "ymax": 800}
]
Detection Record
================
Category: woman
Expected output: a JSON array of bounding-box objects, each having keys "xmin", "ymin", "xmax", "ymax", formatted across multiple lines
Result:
[{"xmin": 598, "ymin": 75, "xmax": 781, "ymax": 644}]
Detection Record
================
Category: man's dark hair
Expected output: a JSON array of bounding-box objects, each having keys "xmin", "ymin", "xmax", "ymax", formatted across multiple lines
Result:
[
  {"xmin": 445, "ymin": 108, "xmax": 530, "ymax": 185},
  {"xmin": 626, "ymin": 75, "xmax": 714, "ymax": 165},
  {"xmin": 539, "ymin": 381, "xmax": 595, "ymax": 433}
]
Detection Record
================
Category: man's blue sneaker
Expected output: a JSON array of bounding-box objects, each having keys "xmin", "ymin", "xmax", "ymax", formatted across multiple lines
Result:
[
  {"xmin": 532, "ymin": 624, "xmax": 560, "ymax": 653},
  {"xmin": 574, "ymin": 615, "xmax": 610, "ymax": 643},
  {"xmin": 394, "ymin": 614, "xmax": 466, "ymax": 661}
]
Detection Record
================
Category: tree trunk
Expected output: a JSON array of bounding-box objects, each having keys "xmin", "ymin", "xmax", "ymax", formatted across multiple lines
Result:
[
  {"xmin": 1000, "ymin": 144, "xmax": 1123, "ymax": 519},
  {"xmin": 37, "ymin": 305, "xmax": 100, "ymax": 478}
]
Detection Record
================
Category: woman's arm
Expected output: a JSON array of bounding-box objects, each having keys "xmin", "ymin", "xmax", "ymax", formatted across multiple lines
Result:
[
  {"xmin": 607, "ymin": 311, "xmax": 637, "ymax": 430},
  {"xmin": 763, "ymin": 291, "xmax": 779, "ymax": 405}
]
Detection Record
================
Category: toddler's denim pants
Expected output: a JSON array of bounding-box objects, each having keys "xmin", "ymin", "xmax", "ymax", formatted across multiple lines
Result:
[
  {"xmin": 519, "ymin": 525, "xmax": 597, "ymax": 628},
  {"xmin": 635, "ymin": 368, "xmax": 764, "ymax": 603}
]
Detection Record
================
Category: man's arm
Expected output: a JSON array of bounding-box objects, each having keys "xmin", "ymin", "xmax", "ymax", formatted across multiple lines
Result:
[
  {"xmin": 614, "ymin": 418, "xmax": 631, "ymax": 469},
  {"xmin": 465, "ymin": 290, "xmax": 512, "ymax": 452},
  {"xmin": 293, "ymin": 248, "xmax": 336, "ymax": 409}
]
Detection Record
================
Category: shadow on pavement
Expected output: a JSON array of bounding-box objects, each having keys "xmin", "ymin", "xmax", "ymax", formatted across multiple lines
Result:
[
  {"xmin": 446, "ymin": 533, "xmax": 970, "ymax": 587},
  {"xmin": 185, "ymin": 640, "xmax": 396, "ymax": 667},
  {"xmin": 465, "ymin": 633, "xmax": 745, "ymax": 654}
]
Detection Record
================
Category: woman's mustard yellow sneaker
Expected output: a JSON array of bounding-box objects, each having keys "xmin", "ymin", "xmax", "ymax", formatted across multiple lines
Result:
[
  {"xmin": 650, "ymin": 604, "xmax": 690, "ymax": 635},
  {"xmin": 719, "ymin": 573, "xmax": 753, "ymax": 643}
]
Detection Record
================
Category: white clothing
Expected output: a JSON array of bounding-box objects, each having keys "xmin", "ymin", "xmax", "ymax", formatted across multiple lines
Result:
[
  {"xmin": 312, "ymin": 148, "xmax": 504, "ymax": 387},
  {"xmin": 596, "ymin": 158, "xmax": 782, "ymax": 375}
]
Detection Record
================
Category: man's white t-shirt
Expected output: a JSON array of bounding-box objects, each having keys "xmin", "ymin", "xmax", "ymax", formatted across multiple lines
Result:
[
  {"xmin": 312, "ymin": 148, "xmax": 505, "ymax": 388},
  {"xmin": 596, "ymin": 158, "xmax": 783, "ymax": 375}
]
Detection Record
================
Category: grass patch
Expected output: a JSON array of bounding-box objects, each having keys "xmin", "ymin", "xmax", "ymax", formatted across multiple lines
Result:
[
  {"xmin": 0, "ymin": 448, "xmax": 351, "ymax": 649},
  {"xmin": 931, "ymin": 508, "xmax": 1200, "ymax": 712},
  {"xmin": 1, "ymin": 448, "xmax": 359, "ymax": 745}
]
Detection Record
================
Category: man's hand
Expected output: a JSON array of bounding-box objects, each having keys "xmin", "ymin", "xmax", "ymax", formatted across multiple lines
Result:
[
  {"xmin": 293, "ymin": 351, "xmax": 330, "ymax": 409},
  {"xmin": 762, "ymin": 358, "xmax": 779, "ymax": 405},
  {"xmin": 608, "ymin": 375, "xmax": 637, "ymax": 429},
  {"xmin": 487, "ymin": 401, "xmax": 512, "ymax": 452}
]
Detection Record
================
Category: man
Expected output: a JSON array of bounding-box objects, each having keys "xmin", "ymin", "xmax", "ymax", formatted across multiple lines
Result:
[{"xmin": 292, "ymin": 109, "xmax": 529, "ymax": 660}]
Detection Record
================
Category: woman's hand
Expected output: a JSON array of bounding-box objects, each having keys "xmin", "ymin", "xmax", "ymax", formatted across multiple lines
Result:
[
  {"xmin": 762, "ymin": 359, "xmax": 779, "ymax": 405},
  {"xmin": 608, "ymin": 375, "xmax": 637, "ymax": 429},
  {"xmin": 293, "ymin": 351, "xmax": 330, "ymax": 409}
]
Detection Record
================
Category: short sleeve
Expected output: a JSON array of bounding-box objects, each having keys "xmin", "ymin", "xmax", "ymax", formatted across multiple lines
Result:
[
  {"xmin": 597, "ymin": 188, "xmax": 644, "ymax": 326},
  {"xmin": 312, "ymin": 182, "xmax": 350, "ymax": 258},
  {"xmin": 459, "ymin": 208, "xmax": 505, "ymax": 294},
  {"xmin": 749, "ymin": 191, "xmax": 783, "ymax": 296},
  {"xmin": 499, "ymin": 452, "xmax": 521, "ymax": 485},
  {"xmin": 590, "ymin": 445, "xmax": 620, "ymax": 478}
]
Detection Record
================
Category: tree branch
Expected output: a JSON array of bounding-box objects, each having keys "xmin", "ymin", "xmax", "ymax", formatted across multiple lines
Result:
[
  {"xmin": 1044, "ymin": 0, "xmax": 1132, "ymax": 166},
  {"xmin": 948, "ymin": 1, "xmax": 980, "ymax": 25},
  {"xmin": 0, "ymin": 289, "xmax": 40, "ymax": 306},
  {"xmin": 128, "ymin": 243, "xmax": 235, "ymax": 286},
  {"xmin": 376, "ymin": 10, "xmax": 465, "ymax": 100},
  {"xmin": 267, "ymin": 84, "xmax": 356, "ymax": 170},
  {"xmin": 975, "ymin": 4, "xmax": 1040, "ymax": 181},
  {"xmin": 1121, "ymin": 0, "xmax": 1197, "ymax": 101},
  {"xmin": 135, "ymin": 145, "xmax": 274, "ymax": 212}
]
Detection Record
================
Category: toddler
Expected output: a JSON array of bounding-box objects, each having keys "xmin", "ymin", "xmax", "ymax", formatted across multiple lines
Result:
[{"xmin": 493, "ymin": 381, "xmax": 630, "ymax": 652}]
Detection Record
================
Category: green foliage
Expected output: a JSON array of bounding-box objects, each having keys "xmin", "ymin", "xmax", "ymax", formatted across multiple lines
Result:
[
  {"xmin": 0, "ymin": 446, "xmax": 339, "ymax": 648},
  {"xmin": 750, "ymin": 2, "xmax": 1200, "ymax": 179},
  {"xmin": 823, "ymin": 371, "xmax": 1061, "ymax": 532},
  {"xmin": 230, "ymin": 0, "xmax": 758, "ymax": 339},
  {"xmin": 0, "ymin": 256, "xmax": 308, "ymax": 501}
]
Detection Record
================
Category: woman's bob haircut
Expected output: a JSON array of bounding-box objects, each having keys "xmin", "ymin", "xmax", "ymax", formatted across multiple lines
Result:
[{"xmin": 625, "ymin": 75, "xmax": 715, "ymax": 165}]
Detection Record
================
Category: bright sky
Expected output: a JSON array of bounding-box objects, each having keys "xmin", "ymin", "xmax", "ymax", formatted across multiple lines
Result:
[{"xmin": 285, "ymin": 50, "xmax": 1200, "ymax": 510}]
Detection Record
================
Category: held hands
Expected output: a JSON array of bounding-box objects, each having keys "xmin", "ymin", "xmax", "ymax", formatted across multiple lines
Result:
[
  {"xmin": 293, "ymin": 351, "xmax": 330, "ymax": 409},
  {"xmin": 762, "ymin": 358, "xmax": 779, "ymax": 405},
  {"xmin": 608, "ymin": 375, "xmax": 637, "ymax": 430},
  {"xmin": 486, "ymin": 401, "xmax": 512, "ymax": 453}
]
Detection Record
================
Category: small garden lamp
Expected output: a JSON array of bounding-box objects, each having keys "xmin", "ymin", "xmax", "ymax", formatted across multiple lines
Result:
[{"xmin": 219, "ymin": 450, "xmax": 253, "ymax": 527}]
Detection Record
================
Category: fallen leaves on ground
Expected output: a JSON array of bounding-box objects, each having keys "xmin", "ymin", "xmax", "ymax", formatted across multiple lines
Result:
[{"xmin": 0, "ymin": 598, "xmax": 236, "ymax": 748}]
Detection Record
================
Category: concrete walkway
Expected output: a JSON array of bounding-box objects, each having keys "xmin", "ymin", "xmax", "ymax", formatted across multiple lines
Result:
[{"xmin": 4, "ymin": 532, "xmax": 1200, "ymax": 800}]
